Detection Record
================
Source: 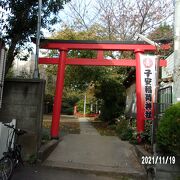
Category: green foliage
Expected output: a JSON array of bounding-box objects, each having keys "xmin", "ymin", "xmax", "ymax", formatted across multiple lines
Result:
[
  {"xmin": 45, "ymin": 65, "xmax": 57, "ymax": 96},
  {"xmin": 5, "ymin": 67, "xmax": 14, "ymax": 78},
  {"xmin": 148, "ymin": 23, "xmax": 173, "ymax": 40},
  {"xmin": 44, "ymin": 92, "xmax": 80, "ymax": 115},
  {"xmin": 62, "ymin": 107, "xmax": 74, "ymax": 115},
  {"xmin": 157, "ymin": 102, "xmax": 180, "ymax": 155},
  {"xmin": 50, "ymin": 27, "xmax": 109, "ymax": 91},
  {"xmin": 91, "ymin": 121, "xmax": 117, "ymax": 136},
  {"xmin": 41, "ymin": 129, "xmax": 51, "ymax": 143},
  {"xmin": 129, "ymin": 138, "xmax": 138, "ymax": 145},
  {"xmin": 148, "ymin": 23, "xmax": 173, "ymax": 58},
  {"xmin": 0, "ymin": 0, "xmax": 69, "ymax": 73},
  {"xmin": 61, "ymin": 94, "xmax": 80, "ymax": 115},
  {"xmin": 140, "ymin": 120, "xmax": 152, "ymax": 145},
  {"xmin": 95, "ymin": 78, "xmax": 126, "ymax": 122},
  {"xmin": 76, "ymin": 99, "xmax": 91, "ymax": 114},
  {"xmin": 45, "ymin": 27, "xmax": 131, "ymax": 120},
  {"xmin": 65, "ymin": 65, "xmax": 107, "ymax": 91},
  {"xmin": 28, "ymin": 154, "xmax": 37, "ymax": 165},
  {"xmin": 116, "ymin": 118, "xmax": 133, "ymax": 141},
  {"xmin": 120, "ymin": 128, "xmax": 133, "ymax": 141},
  {"xmin": 44, "ymin": 94, "xmax": 54, "ymax": 103},
  {"xmin": 44, "ymin": 94, "xmax": 54, "ymax": 114},
  {"xmin": 52, "ymin": 26, "xmax": 103, "ymax": 41}
]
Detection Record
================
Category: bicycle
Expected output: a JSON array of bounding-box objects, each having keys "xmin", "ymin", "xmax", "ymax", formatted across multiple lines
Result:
[{"xmin": 0, "ymin": 123, "xmax": 27, "ymax": 180}]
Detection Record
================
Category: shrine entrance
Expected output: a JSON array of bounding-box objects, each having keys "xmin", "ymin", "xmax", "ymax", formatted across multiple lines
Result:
[{"xmin": 35, "ymin": 39, "xmax": 167, "ymax": 139}]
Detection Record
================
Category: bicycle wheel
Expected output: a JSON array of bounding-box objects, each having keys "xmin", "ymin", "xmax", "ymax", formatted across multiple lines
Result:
[{"xmin": 0, "ymin": 157, "xmax": 13, "ymax": 180}]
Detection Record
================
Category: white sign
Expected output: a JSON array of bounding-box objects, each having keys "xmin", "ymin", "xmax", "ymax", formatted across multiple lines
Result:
[{"xmin": 140, "ymin": 54, "xmax": 158, "ymax": 120}]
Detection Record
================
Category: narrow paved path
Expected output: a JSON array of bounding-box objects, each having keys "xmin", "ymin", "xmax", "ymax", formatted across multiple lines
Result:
[
  {"xmin": 43, "ymin": 117, "xmax": 146, "ymax": 179},
  {"xmin": 79, "ymin": 118, "xmax": 100, "ymax": 135}
]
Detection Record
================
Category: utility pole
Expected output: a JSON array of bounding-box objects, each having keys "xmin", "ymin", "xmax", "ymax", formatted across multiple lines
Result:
[
  {"xmin": 173, "ymin": 0, "xmax": 180, "ymax": 102},
  {"xmin": 33, "ymin": 0, "xmax": 42, "ymax": 79}
]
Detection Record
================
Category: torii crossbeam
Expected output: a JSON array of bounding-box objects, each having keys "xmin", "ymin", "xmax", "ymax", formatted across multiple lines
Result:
[{"xmin": 34, "ymin": 38, "xmax": 167, "ymax": 139}]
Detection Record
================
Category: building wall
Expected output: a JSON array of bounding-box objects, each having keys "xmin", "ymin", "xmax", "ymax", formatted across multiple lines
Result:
[
  {"xmin": 124, "ymin": 83, "xmax": 136, "ymax": 118},
  {"xmin": 161, "ymin": 53, "xmax": 174, "ymax": 79},
  {"xmin": 160, "ymin": 52, "xmax": 180, "ymax": 103},
  {"xmin": 0, "ymin": 79, "xmax": 45, "ymax": 160},
  {"xmin": 174, "ymin": 0, "xmax": 180, "ymax": 103}
]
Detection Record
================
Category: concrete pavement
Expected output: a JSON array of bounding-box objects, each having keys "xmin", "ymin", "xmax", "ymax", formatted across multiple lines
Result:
[
  {"xmin": 12, "ymin": 165, "xmax": 121, "ymax": 180},
  {"xmin": 79, "ymin": 118, "xmax": 100, "ymax": 136},
  {"xmin": 43, "ymin": 117, "xmax": 146, "ymax": 179}
]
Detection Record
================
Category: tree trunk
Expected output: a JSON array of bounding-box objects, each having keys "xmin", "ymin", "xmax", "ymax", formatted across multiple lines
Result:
[{"xmin": 5, "ymin": 40, "xmax": 17, "ymax": 75}]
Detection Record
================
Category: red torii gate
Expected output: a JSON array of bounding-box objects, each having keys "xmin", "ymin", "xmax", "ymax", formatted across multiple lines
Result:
[{"xmin": 36, "ymin": 39, "xmax": 167, "ymax": 139}]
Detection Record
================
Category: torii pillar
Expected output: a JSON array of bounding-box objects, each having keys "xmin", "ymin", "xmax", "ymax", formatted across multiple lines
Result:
[{"xmin": 51, "ymin": 50, "xmax": 67, "ymax": 138}]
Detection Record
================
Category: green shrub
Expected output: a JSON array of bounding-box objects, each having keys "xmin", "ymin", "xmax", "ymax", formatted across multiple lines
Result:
[
  {"xmin": 120, "ymin": 128, "xmax": 133, "ymax": 140},
  {"xmin": 140, "ymin": 120, "xmax": 152, "ymax": 144},
  {"xmin": 41, "ymin": 128, "xmax": 50, "ymax": 144},
  {"xmin": 157, "ymin": 102, "xmax": 180, "ymax": 155},
  {"xmin": 116, "ymin": 118, "xmax": 128, "ymax": 135},
  {"xmin": 116, "ymin": 118, "xmax": 133, "ymax": 141},
  {"xmin": 129, "ymin": 138, "xmax": 138, "ymax": 145}
]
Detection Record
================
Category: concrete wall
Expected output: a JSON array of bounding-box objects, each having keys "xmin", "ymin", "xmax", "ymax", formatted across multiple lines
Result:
[{"xmin": 0, "ymin": 79, "xmax": 45, "ymax": 160}]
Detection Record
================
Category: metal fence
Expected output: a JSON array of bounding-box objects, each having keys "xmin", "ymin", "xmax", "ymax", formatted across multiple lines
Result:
[{"xmin": 157, "ymin": 86, "xmax": 172, "ymax": 115}]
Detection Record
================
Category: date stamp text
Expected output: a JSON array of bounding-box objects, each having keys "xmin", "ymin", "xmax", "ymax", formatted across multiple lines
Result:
[{"xmin": 141, "ymin": 156, "xmax": 176, "ymax": 165}]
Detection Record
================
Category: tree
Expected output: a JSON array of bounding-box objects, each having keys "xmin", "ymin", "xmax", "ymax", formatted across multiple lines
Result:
[
  {"xmin": 61, "ymin": 0, "xmax": 173, "ymax": 40},
  {"xmin": 58, "ymin": 0, "xmax": 100, "ymax": 31},
  {"xmin": 0, "ymin": 0, "xmax": 70, "ymax": 74},
  {"xmin": 95, "ymin": 78, "xmax": 126, "ymax": 122},
  {"xmin": 148, "ymin": 23, "xmax": 173, "ymax": 40},
  {"xmin": 57, "ymin": 0, "xmax": 173, "ymax": 78},
  {"xmin": 46, "ymin": 27, "xmax": 109, "ymax": 91},
  {"xmin": 44, "ymin": 27, "xmax": 123, "ymax": 116},
  {"xmin": 42, "ymin": 0, "xmax": 173, "ymax": 117},
  {"xmin": 95, "ymin": 0, "xmax": 174, "ymax": 40},
  {"xmin": 148, "ymin": 23, "xmax": 173, "ymax": 58}
]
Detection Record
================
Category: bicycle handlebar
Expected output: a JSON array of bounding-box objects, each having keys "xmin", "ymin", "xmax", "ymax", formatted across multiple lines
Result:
[
  {"xmin": 3, "ymin": 123, "xmax": 27, "ymax": 136},
  {"xmin": 3, "ymin": 123, "xmax": 14, "ymax": 129}
]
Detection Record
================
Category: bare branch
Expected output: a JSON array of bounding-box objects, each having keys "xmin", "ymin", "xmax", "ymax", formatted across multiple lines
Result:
[{"xmin": 95, "ymin": 0, "xmax": 173, "ymax": 40}]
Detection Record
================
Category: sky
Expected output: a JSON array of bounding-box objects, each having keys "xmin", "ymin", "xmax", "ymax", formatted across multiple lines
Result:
[{"xmin": 42, "ymin": 0, "xmax": 97, "ymax": 37}]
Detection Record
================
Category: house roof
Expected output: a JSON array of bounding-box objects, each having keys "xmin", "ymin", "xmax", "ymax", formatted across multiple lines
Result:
[{"xmin": 31, "ymin": 37, "xmax": 151, "ymax": 45}]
